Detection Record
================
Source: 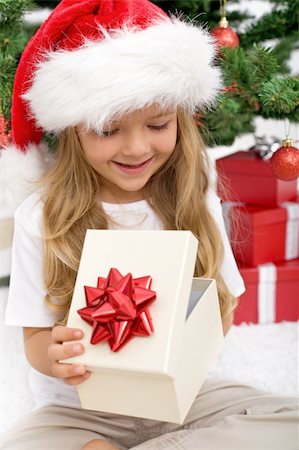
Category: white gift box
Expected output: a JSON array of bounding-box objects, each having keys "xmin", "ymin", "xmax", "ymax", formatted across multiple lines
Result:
[{"xmin": 65, "ymin": 230, "xmax": 223, "ymax": 424}]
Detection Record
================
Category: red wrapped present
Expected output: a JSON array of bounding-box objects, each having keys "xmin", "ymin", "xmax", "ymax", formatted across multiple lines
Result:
[
  {"xmin": 223, "ymin": 200, "xmax": 299, "ymax": 266},
  {"xmin": 216, "ymin": 150, "xmax": 298, "ymax": 207},
  {"xmin": 234, "ymin": 259, "xmax": 299, "ymax": 325}
]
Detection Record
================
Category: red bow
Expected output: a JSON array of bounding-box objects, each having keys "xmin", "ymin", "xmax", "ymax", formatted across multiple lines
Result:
[{"xmin": 77, "ymin": 268, "xmax": 156, "ymax": 352}]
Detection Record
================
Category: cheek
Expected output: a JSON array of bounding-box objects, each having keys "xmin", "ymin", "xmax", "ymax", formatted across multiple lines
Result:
[
  {"xmin": 159, "ymin": 128, "xmax": 177, "ymax": 156},
  {"xmin": 81, "ymin": 136, "xmax": 112, "ymax": 166}
]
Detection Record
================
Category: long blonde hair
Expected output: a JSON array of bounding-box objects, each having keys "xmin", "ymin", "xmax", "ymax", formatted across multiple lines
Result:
[{"xmin": 41, "ymin": 109, "xmax": 238, "ymax": 322}]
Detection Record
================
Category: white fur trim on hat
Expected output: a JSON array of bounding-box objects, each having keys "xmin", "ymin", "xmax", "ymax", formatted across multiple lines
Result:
[
  {"xmin": 23, "ymin": 18, "xmax": 222, "ymax": 135},
  {"xmin": 0, "ymin": 143, "xmax": 49, "ymax": 210}
]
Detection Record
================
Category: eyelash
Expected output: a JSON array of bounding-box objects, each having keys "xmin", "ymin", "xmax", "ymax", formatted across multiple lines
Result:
[
  {"xmin": 102, "ymin": 129, "xmax": 118, "ymax": 137},
  {"xmin": 100, "ymin": 122, "xmax": 170, "ymax": 137},
  {"xmin": 148, "ymin": 122, "xmax": 170, "ymax": 131}
]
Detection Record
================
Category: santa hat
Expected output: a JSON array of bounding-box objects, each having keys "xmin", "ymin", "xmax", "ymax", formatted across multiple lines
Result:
[{"xmin": 1, "ymin": 0, "xmax": 222, "ymax": 210}]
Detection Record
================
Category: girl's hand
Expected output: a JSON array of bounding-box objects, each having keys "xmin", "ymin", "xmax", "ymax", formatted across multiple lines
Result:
[{"xmin": 48, "ymin": 325, "xmax": 91, "ymax": 385}]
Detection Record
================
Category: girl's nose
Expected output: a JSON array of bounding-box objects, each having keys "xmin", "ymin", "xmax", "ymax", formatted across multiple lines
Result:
[{"xmin": 121, "ymin": 130, "xmax": 151, "ymax": 158}]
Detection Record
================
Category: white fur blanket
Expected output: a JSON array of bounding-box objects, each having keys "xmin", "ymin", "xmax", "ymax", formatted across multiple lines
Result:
[{"xmin": 1, "ymin": 287, "xmax": 298, "ymax": 433}]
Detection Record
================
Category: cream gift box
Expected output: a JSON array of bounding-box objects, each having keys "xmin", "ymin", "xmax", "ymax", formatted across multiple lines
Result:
[{"xmin": 65, "ymin": 230, "xmax": 223, "ymax": 424}]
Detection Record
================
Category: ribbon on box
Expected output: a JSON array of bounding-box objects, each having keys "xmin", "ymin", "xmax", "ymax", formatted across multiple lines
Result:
[
  {"xmin": 281, "ymin": 202, "xmax": 299, "ymax": 260},
  {"xmin": 257, "ymin": 263, "xmax": 277, "ymax": 324},
  {"xmin": 77, "ymin": 268, "xmax": 156, "ymax": 352},
  {"xmin": 249, "ymin": 135, "xmax": 281, "ymax": 160}
]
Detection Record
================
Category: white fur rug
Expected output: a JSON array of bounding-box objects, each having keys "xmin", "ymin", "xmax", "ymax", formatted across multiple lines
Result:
[{"xmin": 1, "ymin": 287, "xmax": 298, "ymax": 434}]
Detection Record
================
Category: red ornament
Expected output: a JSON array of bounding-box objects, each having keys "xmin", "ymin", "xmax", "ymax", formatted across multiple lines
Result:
[
  {"xmin": 270, "ymin": 139, "xmax": 299, "ymax": 181},
  {"xmin": 211, "ymin": 17, "xmax": 239, "ymax": 49}
]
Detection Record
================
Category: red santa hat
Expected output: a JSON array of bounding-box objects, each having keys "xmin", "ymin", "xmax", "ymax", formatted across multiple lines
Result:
[{"xmin": 1, "ymin": 0, "xmax": 222, "ymax": 209}]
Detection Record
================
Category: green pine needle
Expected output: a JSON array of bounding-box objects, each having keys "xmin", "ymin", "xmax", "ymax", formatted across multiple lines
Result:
[{"xmin": 259, "ymin": 77, "xmax": 299, "ymax": 118}]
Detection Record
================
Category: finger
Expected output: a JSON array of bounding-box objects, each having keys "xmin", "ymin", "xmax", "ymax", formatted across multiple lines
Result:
[
  {"xmin": 52, "ymin": 325, "xmax": 84, "ymax": 343},
  {"xmin": 64, "ymin": 371, "xmax": 91, "ymax": 386},
  {"xmin": 48, "ymin": 342, "xmax": 84, "ymax": 362},
  {"xmin": 51, "ymin": 361, "xmax": 87, "ymax": 379}
]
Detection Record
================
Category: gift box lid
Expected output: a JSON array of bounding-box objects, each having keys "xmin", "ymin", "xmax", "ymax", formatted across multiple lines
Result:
[
  {"xmin": 216, "ymin": 150, "xmax": 298, "ymax": 182},
  {"xmin": 239, "ymin": 259, "xmax": 299, "ymax": 283},
  {"xmin": 235, "ymin": 204, "xmax": 287, "ymax": 226},
  {"xmin": 216, "ymin": 150, "xmax": 274, "ymax": 174},
  {"xmin": 230, "ymin": 199, "xmax": 299, "ymax": 226},
  {"xmin": 216, "ymin": 150, "xmax": 273, "ymax": 176},
  {"xmin": 66, "ymin": 230, "xmax": 199, "ymax": 377}
]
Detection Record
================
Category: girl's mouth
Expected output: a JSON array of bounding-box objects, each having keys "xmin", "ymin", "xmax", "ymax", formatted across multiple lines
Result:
[{"xmin": 112, "ymin": 157, "xmax": 153, "ymax": 174}]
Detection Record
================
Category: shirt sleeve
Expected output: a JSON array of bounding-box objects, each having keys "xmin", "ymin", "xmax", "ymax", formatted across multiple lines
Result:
[
  {"xmin": 5, "ymin": 197, "xmax": 58, "ymax": 327},
  {"xmin": 206, "ymin": 187, "xmax": 245, "ymax": 298}
]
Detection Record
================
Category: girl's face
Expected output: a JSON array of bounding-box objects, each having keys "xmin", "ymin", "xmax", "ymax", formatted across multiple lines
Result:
[{"xmin": 77, "ymin": 104, "xmax": 177, "ymax": 203}]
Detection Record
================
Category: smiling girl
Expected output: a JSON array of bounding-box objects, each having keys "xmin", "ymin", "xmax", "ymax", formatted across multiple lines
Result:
[{"xmin": 76, "ymin": 106, "xmax": 178, "ymax": 203}]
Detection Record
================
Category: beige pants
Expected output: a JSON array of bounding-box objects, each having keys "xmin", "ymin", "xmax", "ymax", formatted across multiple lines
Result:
[{"xmin": 1, "ymin": 378, "xmax": 298, "ymax": 450}]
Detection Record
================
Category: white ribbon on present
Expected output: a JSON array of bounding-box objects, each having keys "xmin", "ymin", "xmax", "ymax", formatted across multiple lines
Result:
[
  {"xmin": 281, "ymin": 202, "xmax": 299, "ymax": 260},
  {"xmin": 258, "ymin": 263, "xmax": 276, "ymax": 324}
]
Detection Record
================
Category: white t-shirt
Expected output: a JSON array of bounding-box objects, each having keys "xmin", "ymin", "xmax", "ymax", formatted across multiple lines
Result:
[{"xmin": 5, "ymin": 189, "xmax": 245, "ymax": 409}]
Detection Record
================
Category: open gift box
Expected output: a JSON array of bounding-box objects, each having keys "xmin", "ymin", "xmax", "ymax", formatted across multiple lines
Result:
[{"xmin": 65, "ymin": 230, "xmax": 223, "ymax": 424}]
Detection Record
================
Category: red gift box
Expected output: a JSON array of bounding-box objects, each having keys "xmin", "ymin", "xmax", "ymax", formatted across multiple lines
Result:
[
  {"xmin": 223, "ymin": 200, "xmax": 299, "ymax": 266},
  {"xmin": 233, "ymin": 259, "xmax": 299, "ymax": 325},
  {"xmin": 216, "ymin": 150, "xmax": 298, "ymax": 207}
]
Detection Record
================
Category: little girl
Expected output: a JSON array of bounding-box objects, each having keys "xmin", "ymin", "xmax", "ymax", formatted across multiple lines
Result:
[{"xmin": 1, "ymin": 1, "xmax": 298, "ymax": 449}]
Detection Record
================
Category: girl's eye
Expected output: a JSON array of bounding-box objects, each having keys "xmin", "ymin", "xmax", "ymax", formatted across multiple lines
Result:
[
  {"xmin": 91, "ymin": 128, "xmax": 118, "ymax": 138},
  {"xmin": 148, "ymin": 122, "xmax": 169, "ymax": 131},
  {"xmin": 102, "ymin": 129, "xmax": 118, "ymax": 137}
]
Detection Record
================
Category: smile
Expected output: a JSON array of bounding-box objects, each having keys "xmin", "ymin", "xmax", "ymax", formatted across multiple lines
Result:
[{"xmin": 112, "ymin": 157, "xmax": 154, "ymax": 174}]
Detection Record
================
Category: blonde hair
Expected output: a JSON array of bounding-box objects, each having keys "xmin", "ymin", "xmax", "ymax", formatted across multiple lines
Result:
[{"xmin": 41, "ymin": 109, "xmax": 238, "ymax": 323}]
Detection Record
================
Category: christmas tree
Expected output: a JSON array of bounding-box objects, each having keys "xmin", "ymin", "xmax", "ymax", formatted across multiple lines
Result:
[
  {"xmin": 155, "ymin": 0, "xmax": 299, "ymax": 146},
  {"xmin": 0, "ymin": 0, "xmax": 38, "ymax": 146},
  {"xmin": 0, "ymin": 0, "xmax": 298, "ymax": 147}
]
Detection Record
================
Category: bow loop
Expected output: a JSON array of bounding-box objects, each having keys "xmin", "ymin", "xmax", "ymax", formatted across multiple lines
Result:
[{"xmin": 78, "ymin": 268, "xmax": 156, "ymax": 352}]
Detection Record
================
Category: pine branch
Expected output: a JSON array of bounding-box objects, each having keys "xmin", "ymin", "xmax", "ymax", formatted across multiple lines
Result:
[
  {"xmin": 0, "ymin": 0, "xmax": 35, "ymax": 25},
  {"xmin": 240, "ymin": 0, "xmax": 299, "ymax": 47},
  {"xmin": 221, "ymin": 45, "xmax": 280, "ymax": 103},
  {"xmin": 0, "ymin": 0, "xmax": 36, "ymax": 118},
  {"xmin": 204, "ymin": 45, "xmax": 298, "ymax": 145},
  {"xmin": 259, "ymin": 76, "xmax": 299, "ymax": 120},
  {"xmin": 246, "ymin": 45, "xmax": 280, "ymax": 84},
  {"xmin": 202, "ymin": 94, "xmax": 255, "ymax": 146},
  {"xmin": 273, "ymin": 34, "xmax": 299, "ymax": 73},
  {"xmin": 0, "ymin": 54, "xmax": 16, "ymax": 118}
]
